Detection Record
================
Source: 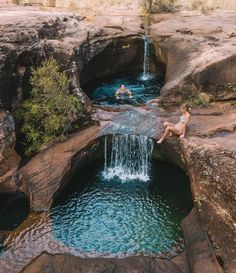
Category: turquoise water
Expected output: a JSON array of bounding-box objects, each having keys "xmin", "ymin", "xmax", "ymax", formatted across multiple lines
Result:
[
  {"xmin": 82, "ymin": 73, "xmax": 163, "ymax": 106},
  {"xmin": 51, "ymin": 160, "xmax": 193, "ymax": 255}
]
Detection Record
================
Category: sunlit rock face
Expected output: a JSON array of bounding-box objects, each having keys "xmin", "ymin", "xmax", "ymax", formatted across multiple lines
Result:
[
  {"xmin": 150, "ymin": 12, "xmax": 236, "ymax": 104},
  {"xmin": 15, "ymin": 0, "xmax": 144, "ymax": 10},
  {"xmin": 12, "ymin": 0, "xmax": 236, "ymax": 12}
]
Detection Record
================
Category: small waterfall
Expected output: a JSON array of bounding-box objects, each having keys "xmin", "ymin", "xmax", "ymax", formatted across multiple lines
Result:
[
  {"xmin": 103, "ymin": 134, "xmax": 154, "ymax": 182},
  {"xmin": 141, "ymin": 36, "xmax": 150, "ymax": 81}
]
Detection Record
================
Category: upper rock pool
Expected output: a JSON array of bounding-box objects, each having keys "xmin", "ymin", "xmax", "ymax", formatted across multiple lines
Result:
[{"xmin": 82, "ymin": 72, "xmax": 163, "ymax": 106}]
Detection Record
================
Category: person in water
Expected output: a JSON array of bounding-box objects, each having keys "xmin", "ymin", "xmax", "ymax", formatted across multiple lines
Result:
[
  {"xmin": 115, "ymin": 85, "xmax": 133, "ymax": 99},
  {"xmin": 157, "ymin": 103, "xmax": 191, "ymax": 144}
]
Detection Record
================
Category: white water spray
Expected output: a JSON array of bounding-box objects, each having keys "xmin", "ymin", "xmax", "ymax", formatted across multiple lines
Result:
[{"xmin": 103, "ymin": 134, "xmax": 154, "ymax": 182}]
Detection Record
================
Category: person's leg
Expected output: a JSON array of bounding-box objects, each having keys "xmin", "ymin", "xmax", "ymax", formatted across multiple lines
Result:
[
  {"xmin": 163, "ymin": 122, "xmax": 175, "ymax": 136},
  {"xmin": 157, "ymin": 126, "xmax": 182, "ymax": 143}
]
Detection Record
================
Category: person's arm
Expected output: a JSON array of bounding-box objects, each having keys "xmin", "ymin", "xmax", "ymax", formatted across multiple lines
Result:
[
  {"xmin": 179, "ymin": 127, "xmax": 186, "ymax": 139},
  {"xmin": 115, "ymin": 89, "xmax": 121, "ymax": 97},
  {"xmin": 180, "ymin": 115, "xmax": 191, "ymax": 139},
  {"xmin": 126, "ymin": 89, "xmax": 133, "ymax": 97}
]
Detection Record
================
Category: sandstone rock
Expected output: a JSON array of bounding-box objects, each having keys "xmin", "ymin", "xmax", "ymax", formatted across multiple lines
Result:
[
  {"xmin": 78, "ymin": 36, "xmax": 144, "ymax": 85},
  {"xmin": 182, "ymin": 208, "xmax": 224, "ymax": 273},
  {"xmin": 0, "ymin": 5, "xmax": 143, "ymax": 111},
  {"xmin": 0, "ymin": 111, "xmax": 21, "ymax": 192},
  {"xmin": 177, "ymin": 106, "xmax": 236, "ymax": 272},
  {"xmin": 0, "ymin": 4, "xmax": 236, "ymax": 273},
  {"xmin": 181, "ymin": 136, "xmax": 236, "ymax": 273},
  {"xmin": 19, "ymin": 105, "xmax": 164, "ymax": 211},
  {"xmin": 151, "ymin": 12, "xmax": 236, "ymax": 103},
  {"xmin": 19, "ymin": 252, "xmax": 184, "ymax": 273},
  {"xmin": 171, "ymin": 251, "xmax": 190, "ymax": 273},
  {"xmin": 20, "ymin": 125, "xmax": 102, "ymax": 211}
]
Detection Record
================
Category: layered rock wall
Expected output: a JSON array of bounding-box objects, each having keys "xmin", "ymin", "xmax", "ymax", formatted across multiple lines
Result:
[
  {"xmin": 181, "ymin": 136, "xmax": 236, "ymax": 272},
  {"xmin": 10, "ymin": 0, "xmax": 236, "ymax": 13}
]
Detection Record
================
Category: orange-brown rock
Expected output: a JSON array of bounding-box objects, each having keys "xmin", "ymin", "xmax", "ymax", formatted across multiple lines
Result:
[
  {"xmin": 20, "ymin": 125, "xmax": 103, "ymax": 211},
  {"xmin": 151, "ymin": 12, "xmax": 236, "ymax": 103},
  {"xmin": 0, "ymin": 5, "xmax": 143, "ymax": 111},
  {"xmin": 20, "ymin": 252, "xmax": 185, "ymax": 273}
]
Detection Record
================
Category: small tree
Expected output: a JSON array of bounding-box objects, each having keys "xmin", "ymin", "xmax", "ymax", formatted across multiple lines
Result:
[{"xmin": 17, "ymin": 58, "xmax": 84, "ymax": 156}]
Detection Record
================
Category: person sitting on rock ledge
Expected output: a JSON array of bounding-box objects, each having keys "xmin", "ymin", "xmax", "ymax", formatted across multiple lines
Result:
[
  {"xmin": 157, "ymin": 103, "xmax": 191, "ymax": 144},
  {"xmin": 115, "ymin": 85, "xmax": 133, "ymax": 99}
]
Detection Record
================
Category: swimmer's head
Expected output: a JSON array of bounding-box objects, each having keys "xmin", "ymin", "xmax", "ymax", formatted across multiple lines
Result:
[
  {"xmin": 180, "ymin": 103, "xmax": 192, "ymax": 114},
  {"xmin": 120, "ymin": 85, "xmax": 125, "ymax": 90}
]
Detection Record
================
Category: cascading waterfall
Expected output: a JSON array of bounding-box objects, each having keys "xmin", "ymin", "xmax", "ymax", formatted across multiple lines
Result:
[
  {"xmin": 103, "ymin": 134, "xmax": 154, "ymax": 182},
  {"xmin": 141, "ymin": 36, "xmax": 150, "ymax": 81}
]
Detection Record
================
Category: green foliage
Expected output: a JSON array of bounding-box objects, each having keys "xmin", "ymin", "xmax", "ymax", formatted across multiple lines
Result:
[
  {"xmin": 231, "ymin": 100, "xmax": 236, "ymax": 106},
  {"xmin": 16, "ymin": 58, "xmax": 84, "ymax": 156},
  {"xmin": 185, "ymin": 97, "xmax": 209, "ymax": 107},
  {"xmin": 227, "ymin": 83, "xmax": 236, "ymax": 92}
]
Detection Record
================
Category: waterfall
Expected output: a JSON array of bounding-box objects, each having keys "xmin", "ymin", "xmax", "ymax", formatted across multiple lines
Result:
[
  {"xmin": 103, "ymin": 134, "xmax": 154, "ymax": 182},
  {"xmin": 141, "ymin": 36, "xmax": 150, "ymax": 81}
]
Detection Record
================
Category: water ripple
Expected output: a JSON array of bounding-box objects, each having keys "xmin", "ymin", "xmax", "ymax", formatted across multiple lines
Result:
[{"xmin": 50, "ymin": 161, "xmax": 192, "ymax": 255}]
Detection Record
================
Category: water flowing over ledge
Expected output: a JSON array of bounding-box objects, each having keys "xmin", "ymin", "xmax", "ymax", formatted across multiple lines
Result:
[
  {"xmin": 103, "ymin": 134, "xmax": 154, "ymax": 182},
  {"xmin": 140, "ymin": 36, "xmax": 151, "ymax": 81}
]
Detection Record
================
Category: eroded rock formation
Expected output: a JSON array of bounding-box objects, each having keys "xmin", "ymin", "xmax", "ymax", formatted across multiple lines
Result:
[
  {"xmin": 0, "ymin": 3, "xmax": 236, "ymax": 273},
  {"xmin": 0, "ymin": 5, "xmax": 143, "ymax": 111},
  {"xmin": 0, "ymin": 111, "xmax": 20, "ymax": 192},
  {"xmin": 150, "ymin": 12, "xmax": 236, "ymax": 103}
]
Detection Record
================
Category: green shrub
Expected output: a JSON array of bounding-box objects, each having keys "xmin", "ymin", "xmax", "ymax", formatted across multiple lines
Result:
[
  {"xmin": 185, "ymin": 97, "xmax": 209, "ymax": 107},
  {"xmin": 231, "ymin": 100, "xmax": 236, "ymax": 106},
  {"xmin": 16, "ymin": 58, "xmax": 84, "ymax": 156},
  {"xmin": 227, "ymin": 83, "xmax": 236, "ymax": 92}
]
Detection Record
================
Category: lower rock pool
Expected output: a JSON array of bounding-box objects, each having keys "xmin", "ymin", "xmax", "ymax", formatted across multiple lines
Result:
[
  {"xmin": 51, "ymin": 159, "xmax": 193, "ymax": 256},
  {"xmin": 82, "ymin": 73, "xmax": 163, "ymax": 106}
]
